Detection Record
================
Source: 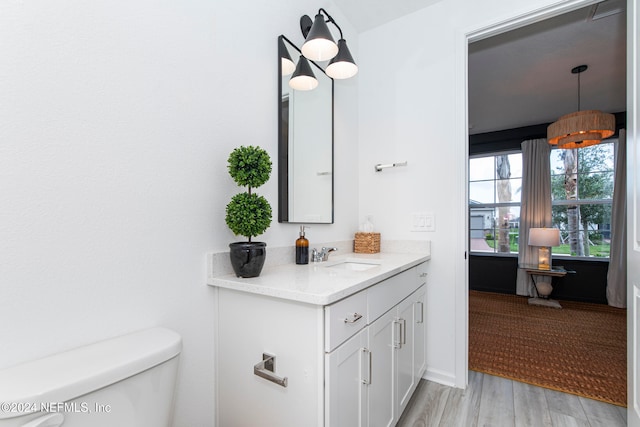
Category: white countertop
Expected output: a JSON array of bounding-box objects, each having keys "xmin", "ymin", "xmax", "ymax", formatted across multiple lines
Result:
[{"xmin": 207, "ymin": 251, "xmax": 430, "ymax": 305}]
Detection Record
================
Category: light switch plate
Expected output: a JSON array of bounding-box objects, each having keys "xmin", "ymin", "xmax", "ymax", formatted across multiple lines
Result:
[{"xmin": 410, "ymin": 212, "xmax": 435, "ymax": 232}]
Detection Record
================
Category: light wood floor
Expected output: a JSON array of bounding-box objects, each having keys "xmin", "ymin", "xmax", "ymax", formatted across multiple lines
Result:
[{"xmin": 397, "ymin": 371, "xmax": 627, "ymax": 427}]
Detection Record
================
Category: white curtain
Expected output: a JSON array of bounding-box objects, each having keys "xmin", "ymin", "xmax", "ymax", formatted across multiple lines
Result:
[
  {"xmin": 516, "ymin": 139, "xmax": 552, "ymax": 296},
  {"xmin": 606, "ymin": 129, "xmax": 627, "ymax": 308}
]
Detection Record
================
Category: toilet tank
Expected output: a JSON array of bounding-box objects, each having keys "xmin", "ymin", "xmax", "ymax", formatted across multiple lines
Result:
[{"xmin": 0, "ymin": 327, "xmax": 182, "ymax": 427}]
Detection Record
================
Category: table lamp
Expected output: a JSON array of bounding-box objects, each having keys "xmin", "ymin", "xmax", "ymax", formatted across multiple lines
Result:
[{"xmin": 528, "ymin": 228, "xmax": 560, "ymax": 270}]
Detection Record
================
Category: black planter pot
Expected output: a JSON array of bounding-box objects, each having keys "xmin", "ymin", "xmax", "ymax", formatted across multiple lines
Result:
[{"xmin": 229, "ymin": 242, "xmax": 267, "ymax": 278}]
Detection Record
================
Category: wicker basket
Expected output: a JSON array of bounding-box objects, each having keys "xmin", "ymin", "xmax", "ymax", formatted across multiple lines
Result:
[{"xmin": 354, "ymin": 232, "xmax": 381, "ymax": 254}]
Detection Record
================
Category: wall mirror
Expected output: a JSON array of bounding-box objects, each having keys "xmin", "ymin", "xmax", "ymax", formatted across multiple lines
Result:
[{"xmin": 278, "ymin": 35, "xmax": 334, "ymax": 224}]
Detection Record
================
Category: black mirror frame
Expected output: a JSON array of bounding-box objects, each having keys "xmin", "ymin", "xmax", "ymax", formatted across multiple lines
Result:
[{"xmin": 277, "ymin": 35, "xmax": 334, "ymax": 224}]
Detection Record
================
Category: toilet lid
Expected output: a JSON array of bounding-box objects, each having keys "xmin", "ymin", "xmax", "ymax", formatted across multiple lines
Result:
[{"xmin": 0, "ymin": 327, "xmax": 181, "ymax": 419}]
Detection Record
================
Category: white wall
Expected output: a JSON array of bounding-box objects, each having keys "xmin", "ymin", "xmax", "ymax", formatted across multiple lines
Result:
[
  {"xmin": 357, "ymin": 0, "xmax": 601, "ymax": 387},
  {"xmin": 0, "ymin": 0, "xmax": 357, "ymax": 425}
]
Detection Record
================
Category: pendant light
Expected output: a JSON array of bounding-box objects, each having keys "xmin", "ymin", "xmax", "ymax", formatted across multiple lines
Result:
[
  {"xmin": 300, "ymin": 9, "xmax": 358, "ymax": 80},
  {"xmin": 279, "ymin": 37, "xmax": 295, "ymax": 76},
  {"xmin": 289, "ymin": 55, "xmax": 318, "ymax": 91},
  {"xmin": 547, "ymin": 65, "xmax": 615, "ymax": 149}
]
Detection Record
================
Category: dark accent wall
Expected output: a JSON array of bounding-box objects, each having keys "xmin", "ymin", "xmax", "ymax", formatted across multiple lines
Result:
[
  {"xmin": 469, "ymin": 256, "xmax": 518, "ymax": 294},
  {"xmin": 551, "ymin": 259, "xmax": 609, "ymax": 303},
  {"xmin": 470, "ymin": 255, "xmax": 609, "ymax": 304}
]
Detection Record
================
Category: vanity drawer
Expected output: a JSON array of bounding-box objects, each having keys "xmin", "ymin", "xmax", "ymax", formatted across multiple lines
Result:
[
  {"xmin": 324, "ymin": 290, "xmax": 368, "ymax": 352},
  {"xmin": 368, "ymin": 267, "xmax": 420, "ymax": 323}
]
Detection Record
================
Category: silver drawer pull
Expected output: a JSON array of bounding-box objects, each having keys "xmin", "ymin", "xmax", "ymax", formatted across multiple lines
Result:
[
  {"xmin": 344, "ymin": 312, "xmax": 363, "ymax": 323},
  {"xmin": 419, "ymin": 272, "xmax": 427, "ymax": 278},
  {"xmin": 392, "ymin": 318, "xmax": 407, "ymax": 347},
  {"xmin": 393, "ymin": 319, "xmax": 402, "ymax": 349},
  {"xmin": 254, "ymin": 353, "xmax": 288, "ymax": 387},
  {"xmin": 361, "ymin": 348, "xmax": 372, "ymax": 385},
  {"xmin": 415, "ymin": 301, "xmax": 424, "ymax": 324}
]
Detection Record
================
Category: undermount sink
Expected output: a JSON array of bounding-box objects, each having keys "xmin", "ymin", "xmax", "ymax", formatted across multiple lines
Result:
[{"xmin": 326, "ymin": 260, "xmax": 381, "ymax": 272}]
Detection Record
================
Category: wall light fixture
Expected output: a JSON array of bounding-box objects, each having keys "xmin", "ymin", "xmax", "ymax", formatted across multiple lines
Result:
[{"xmin": 300, "ymin": 8, "xmax": 358, "ymax": 80}]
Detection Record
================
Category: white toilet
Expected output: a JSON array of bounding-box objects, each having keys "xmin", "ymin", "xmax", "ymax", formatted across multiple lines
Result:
[{"xmin": 0, "ymin": 327, "xmax": 181, "ymax": 427}]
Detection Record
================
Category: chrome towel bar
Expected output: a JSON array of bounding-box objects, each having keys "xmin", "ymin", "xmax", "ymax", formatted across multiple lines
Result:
[{"xmin": 374, "ymin": 161, "xmax": 407, "ymax": 172}]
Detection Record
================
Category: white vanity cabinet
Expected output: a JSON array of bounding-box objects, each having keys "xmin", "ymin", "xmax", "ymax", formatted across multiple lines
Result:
[
  {"xmin": 327, "ymin": 281, "xmax": 427, "ymax": 427},
  {"xmin": 213, "ymin": 259, "xmax": 428, "ymax": 427}
]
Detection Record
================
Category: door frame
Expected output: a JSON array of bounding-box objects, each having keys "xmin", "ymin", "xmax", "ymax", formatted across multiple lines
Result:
[
  {"xmin": 455, "ymin": 0, "xmax": 634, "ymax": 394},
  {"xmin": 626, "ymin": 0, "xmax": 640, "ymax": 424}
]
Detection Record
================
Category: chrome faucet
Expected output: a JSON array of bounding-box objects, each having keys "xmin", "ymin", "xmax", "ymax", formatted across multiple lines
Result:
[{"xmin": 312, "ymin": 247, "xmax": 338, "ymax": 262}]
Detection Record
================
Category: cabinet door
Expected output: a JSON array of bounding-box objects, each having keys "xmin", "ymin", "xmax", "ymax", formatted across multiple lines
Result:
[
  {"xmin": 368, "ymin": 309, "xmax": 396, "ymax": 427},
  {"xmin": 396, "ymin": 295, "xmax": 416, "ymax": 415},
  {"xmin": 413, "ymin": 285, "xmax": 426, "ymax": 381},
  {"xmin": 325, "ymin": 328, "xmax": 368, "ymax": 427}
]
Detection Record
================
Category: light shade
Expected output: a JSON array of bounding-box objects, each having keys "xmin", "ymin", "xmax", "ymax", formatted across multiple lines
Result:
[
  {"xmin": 547, "ymin": 110, "xmax": 615, "ymax": 149},
  {"xmin": 301, "ymin": 13, "xmax": 338, "ymax": 61},
  {"xmin": 326, "ymin": 39, "xmax": 358, "ymax": 79},
  {"xmin": 289, "ymin": 55, "xmax": 318, "ymax": 91},
  {"xmin": 279, "ymin": 39, "xmax": 295, "ymax": 76},
  {"xmin": 528, "ymin": 228, "xmax": 560, "ymax": 247}
]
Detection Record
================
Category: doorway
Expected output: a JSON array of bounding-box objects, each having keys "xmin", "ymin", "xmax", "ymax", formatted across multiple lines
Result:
[{"xmin": 464, "ymin": 0, "xmax": 626, "ymax": 403}]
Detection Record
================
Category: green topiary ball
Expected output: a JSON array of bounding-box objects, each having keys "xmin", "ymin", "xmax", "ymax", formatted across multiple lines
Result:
[
  {"xmin": 227, "ymin": 146, "xmax": 272, "ymax": 189},
  {"xmin": 225, "ymin": 192, "xmax": 272, "ymax": 238}
]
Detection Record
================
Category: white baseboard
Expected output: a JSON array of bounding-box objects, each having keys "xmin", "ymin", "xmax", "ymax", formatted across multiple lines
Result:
[{"xmin": 423, "ymin": 367, "xmax": 459, "ymax": 388}]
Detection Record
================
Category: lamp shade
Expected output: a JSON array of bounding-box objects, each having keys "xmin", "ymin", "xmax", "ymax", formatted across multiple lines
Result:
[
  {"xmin": 301, "ymin": 13, "xmax": 338, "ymax": 61},
  {"xmin": 289, "ymin": 55, "xmax": 318, "ymax": 91},
  {"xmin": 547, "ymin": 110, "xmax": 615, "ymax": 149},
  {"xmin": 326, "ymin": 39, "xmax": 358, "ymax": 79},
  {"xmin": 279, "ymin": 39, "xmax": 295, "ymax": 76},
  {"xmin": 528, "ymin": 228, "xmax": 560, "ymax": 247}
]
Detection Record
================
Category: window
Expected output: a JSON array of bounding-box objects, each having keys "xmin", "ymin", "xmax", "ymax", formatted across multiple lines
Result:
[
  {"xmin": 469, "ymin": 152, "xmax": 522, "ymax": 254},
  {"xmin": 550, "ymin": 143, "xmax": 614, "ymax": 258},
  {"xmin": 469, "ymin": 141, "xmax": 615, "ymax": 258}
]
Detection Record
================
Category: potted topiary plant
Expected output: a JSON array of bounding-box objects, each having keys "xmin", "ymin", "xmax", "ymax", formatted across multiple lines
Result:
[{"xmin": 225, "ymin": 145, "xmax": 273, "ymax": 278}]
